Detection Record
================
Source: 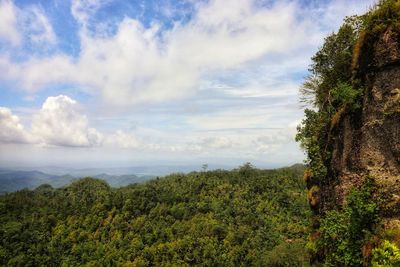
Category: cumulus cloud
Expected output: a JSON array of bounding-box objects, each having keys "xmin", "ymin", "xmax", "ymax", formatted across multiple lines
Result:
[
  {"xmin": 0, "ymin": 96, "xmax": 151, "ymax": 150},
  {"xmin": 0, "ymin": 107, "xmax": 33, "ymax": 143},
  {"xmin": 0, "ymin": 96, "xmax": 155, "ymax": 150},
  {"xmin": 0, "ymin": 94, "xmax": 305, "ymax": 166},
  {"xmin": 32, "ymin": 95, "xmax": 102, "ymax": 147}
]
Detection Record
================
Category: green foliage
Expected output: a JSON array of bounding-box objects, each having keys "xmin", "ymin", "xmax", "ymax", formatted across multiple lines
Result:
[
  {"xmin": 263, "ymin": 240, "xmax": 310, "ymax": 267},
  {"xmin": 352, "ymin": 0, "xmax": 400, "ymax": 78},
  {"xmin": 331, "ymin": 82, "xmax": 361, "ymax": 111},
  {"xmin": 0, "ymin": 166, "xmax": 311, "ymax": 266},
  {"xmin": 318, "ymin": 181, "xmax": 378, "ymax": 266},
  {"xmin": 381, "ymin": 227, "xmax": 400, "ymax": 246},
  {"xmin": 372, "ymin": 240, "xmax": 400, "ymax": 267},
  {"xmin": 300, "ymin": 16, "xmax": 362, "ymax": 110},
  {"xmin": 296, "ymin": 18, "xmax": 363, "ymax": 177},
  {"xmin": 296, "ymin": 109, "xmax": 328, "ymax": 186},
  {"xmin": 363, "ymin": 0, "xmax": 400, "ymax": 35}
]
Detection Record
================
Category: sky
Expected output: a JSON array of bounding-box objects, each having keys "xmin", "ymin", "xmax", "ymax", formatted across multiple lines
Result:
[{"xmin": 0, "ymin": 0, "xmax": 376, "ymax": 170}]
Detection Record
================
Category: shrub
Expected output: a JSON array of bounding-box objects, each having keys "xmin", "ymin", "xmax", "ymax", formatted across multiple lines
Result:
[
  {"xmin": 318, "ymin": 181, "xmax": 378, "ymax": 266},
  {"xmin": 372, "ymin": 240, "xmax": 400, "ymax": 267},
  {"xmin": 263, "ymin": 240, "xmax": 310, "ymax": 267},
  {"xmin": 331, "ymin": 82, "xmax": 361, "ymax": 111}
]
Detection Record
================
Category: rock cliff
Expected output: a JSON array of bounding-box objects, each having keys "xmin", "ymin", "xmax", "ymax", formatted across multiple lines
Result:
[
  {"xmin": 326, "ymin": 26, "xmax": 400, "ymax": 224},
  {"xmin": 297, "ymin": 3, "xmax": 400, "ymax": 264}
]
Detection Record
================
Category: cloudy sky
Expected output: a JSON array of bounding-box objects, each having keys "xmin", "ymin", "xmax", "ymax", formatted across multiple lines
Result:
[{"xmin": 0, "ymin": 0, "xmax": 375, "ymax": 169}]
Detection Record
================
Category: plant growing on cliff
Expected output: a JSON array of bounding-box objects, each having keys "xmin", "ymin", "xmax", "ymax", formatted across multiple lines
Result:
[
  {"xmin": 363, "ymin": 0, "xmax": 400, "ymax": 35},
  {"xmin": 372, "ymin": 240, "xmax": 400, "ymax": 266},
  {"xmin": 318, "ymin": 181, "xmax": 378, "ymax": 266},
  {"xmin": 299, "ymin": 16, "xmax": 362, "ymax": 110},
  {"xmin": 296, "ymin": 1, "xmax": 400, "ymax": 265},
  {"xmin": 296, "ymin": 16, "xmax": 363, "ymax": 193},
  {"xmin": 331, "ymin": 82, "xmax": 361, "ymax": 111}
]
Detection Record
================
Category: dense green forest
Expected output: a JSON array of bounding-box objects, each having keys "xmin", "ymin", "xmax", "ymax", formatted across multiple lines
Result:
[{"xmin": 0, "ymin": 164, "xmax": 311, "ymax": 266}]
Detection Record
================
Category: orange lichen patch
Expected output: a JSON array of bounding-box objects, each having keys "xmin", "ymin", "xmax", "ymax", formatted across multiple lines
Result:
[
  {"xmin": 310, "ymin": 230, "xmax": 321, "ymax": 241},
  {"xmin": 304, "ymin": 169, "xmax": 313, "ymax": 189},
  {"xmin": 308, "ymin": 186, "xmax": 321, "ymax": 209},
  {"xmin": 330, "ymin": 107, "xmax": 346, "ymax": 131},
  {"xmin": 362, "ymin": 242, "xmax": 374, "ymax": 260},
  {"xmin": 392, "ymin": 88, "xmax": 400, "ymax": 103},
  {"xmin": 352, "ymin": 30, "xmax": 366, "ymax": 72},
  {"xmin": 384, "ymin": 227, "xmax": 400, "ymax": 247},
  {"xmin": 362, "ymin": 235, "xmax": 380, "ymax": 260}
]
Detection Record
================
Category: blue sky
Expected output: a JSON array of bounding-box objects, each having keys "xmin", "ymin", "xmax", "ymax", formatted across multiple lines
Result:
[{"xmin": 0, "ymin": 0, "xmax": 376, "ymax": 169}]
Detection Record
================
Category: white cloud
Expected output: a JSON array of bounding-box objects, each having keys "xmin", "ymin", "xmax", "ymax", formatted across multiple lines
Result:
[
  {"xmin": 20, "ymin": 56, "xmax": 74, "ymax": 90},
  {"xmin": 222, "ymin": 83, "xmax": 299, "ymax": 98},
  {"xmin": 32, "ymin": 95, "xmax": 102, "ymax": 147},
  {"xmin": 200, "ymin": 137, "xmax": 234, "ymax": 149},
  {"xmin": 106, "ymin": 130, "xmax": 141, "ymax": 149},
  {"xmin": 187, "ymin": 108, "xmax": 272, "ymax": 130},
  {"xmin": 0, "ymin": 0, "xmax": 20, "ymax": 45},
  {"xmin": 20, "ymin": 6, "xmax": 57, "ymax": 45},
  {"xmin": 0, "ymin": 95, "xmax": 305, "ymax": 166},
  {"xmin": 0, "ymin": 96, "xmax": 163, "ymax": 150},
  {"xmin": 0, "ymin": 107, "xmax": 33, "ymax": 143},
  {"xmin": 0, "ymin": 0, "xmax": 57, "ymax": 47},
  {"xmin": 0, "ymin": 0, "xmax": 377, "ymax": 167},
  {"xmin": 252, "ymin": 120, "xmax": 300, "ymax": 153},
  {"xmin": 71, "ymin": 0, "xmax": 108, "ymax": 26},
  {"xmin": 0, "ymin": 0, "xmax": 319, "ymax": 104},
  {"xmin": 0, "ymin": 96, "xmax": 160, "ymax": 150},
  {"xmin": 0, "ymin": 0, "xmax": 378, "ymax": 106}
]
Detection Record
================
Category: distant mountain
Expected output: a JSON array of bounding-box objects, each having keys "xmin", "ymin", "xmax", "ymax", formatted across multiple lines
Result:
[
  {"xmin": 0, "ymin": 170, "xmax": 154, "ymax": 193},
  {"xmin": 2, "ymin": 164, "xmax": 233, "ymax": 177},
  {"xmin": 0, "ymin": 170, "xmax": 75, "ymax": 193},
  {"xmin": 0, "ymin": 163, "xmax": 304, "ymax": 193},
  {"xmin": 286, "ymin": 163, "xmax": 306, "ymax": 172},
  {"xmin": 92, "ymin": 173, "xmax": 153, "ymax": 187}
]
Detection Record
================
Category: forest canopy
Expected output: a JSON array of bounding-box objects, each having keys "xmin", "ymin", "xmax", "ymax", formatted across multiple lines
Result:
[{"xmin": 0, "ymin": 165, "xmax": 311, "ymax": 266}]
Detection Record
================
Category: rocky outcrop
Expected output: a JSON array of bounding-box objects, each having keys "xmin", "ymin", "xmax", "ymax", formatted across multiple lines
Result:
[{"xmin": 327, "ymin": 27, "xmax": 400, "ymax": 222}]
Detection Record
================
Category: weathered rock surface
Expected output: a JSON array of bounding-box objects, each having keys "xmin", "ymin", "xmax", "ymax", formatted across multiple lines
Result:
[{"xmin": 327, "ymin": 27, "xmax": 400, "ymax": 221}]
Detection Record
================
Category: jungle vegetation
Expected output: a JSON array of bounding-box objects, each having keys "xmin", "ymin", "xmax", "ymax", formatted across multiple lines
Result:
[{"xmin": 0, "ymin": 164, "xmax": 311, "ymax": 266}]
